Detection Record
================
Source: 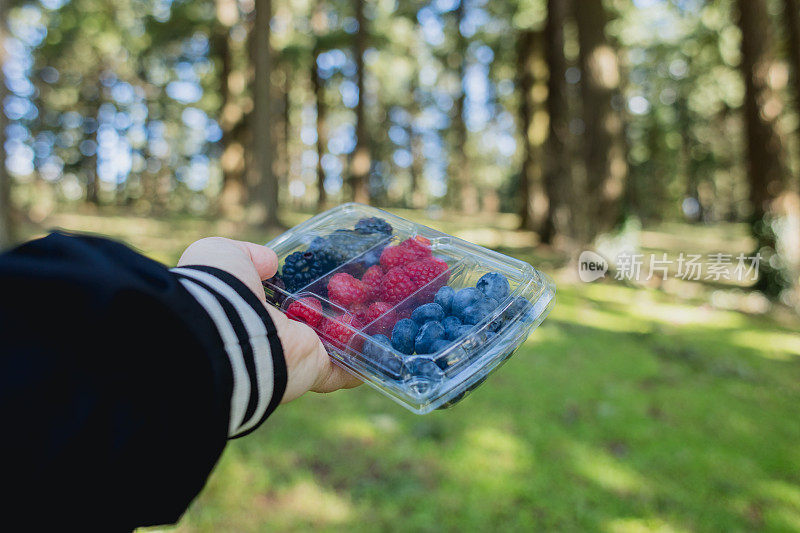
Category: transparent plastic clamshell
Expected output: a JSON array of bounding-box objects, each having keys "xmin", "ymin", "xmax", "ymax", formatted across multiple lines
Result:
[{"xmin": 264, "ymin": 203, "xmax": 556, "ymax": 414}]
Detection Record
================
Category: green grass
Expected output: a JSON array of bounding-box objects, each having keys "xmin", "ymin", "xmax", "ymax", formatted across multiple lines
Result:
[{"xmin": 22, "ymin": 207, "xmax": 800, "ymax": 532}]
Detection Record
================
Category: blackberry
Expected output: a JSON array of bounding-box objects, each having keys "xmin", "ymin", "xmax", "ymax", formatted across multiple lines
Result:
[
  {"xmin": 326, "ymin": 229, "xmax": 388, "ymax": 263},
  {"xmin": 281, "ymin": 249, "xmax": 337, "ymax": 292},
  {"xmin": 355, "ymin": 217, "xmax": 393, "ymax": 235}
]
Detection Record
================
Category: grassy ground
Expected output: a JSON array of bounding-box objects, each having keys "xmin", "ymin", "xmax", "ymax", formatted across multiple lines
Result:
[{"xmin": 23, "ymin": 207, "xmax": 800, "ymax": 532}]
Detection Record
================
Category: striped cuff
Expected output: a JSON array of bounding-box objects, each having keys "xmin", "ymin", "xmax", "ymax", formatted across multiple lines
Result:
[{"xmin": 171, "ymin": 265, "xmax": 287, "ymax": 439}]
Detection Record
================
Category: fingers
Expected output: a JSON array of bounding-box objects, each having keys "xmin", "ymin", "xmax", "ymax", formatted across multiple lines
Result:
[
  {"xmin": 182, "ymin": 238, "xmax": 362, "ymax": 401},
  {"xmin": 238, "ymin": 241, "xmax": 278, "ymax": 281},
  {"xmin": 312, "ymin": 364, "xmax": 363, "ymax": 394}
]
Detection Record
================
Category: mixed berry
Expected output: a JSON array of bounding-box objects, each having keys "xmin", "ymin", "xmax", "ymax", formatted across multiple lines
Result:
[{"xmin": 272, "ymin": 215, "xmax": 533, "ymax": 383}]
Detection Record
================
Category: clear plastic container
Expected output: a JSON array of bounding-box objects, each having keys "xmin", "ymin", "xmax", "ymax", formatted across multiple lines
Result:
[{"xmin": 263, "ymin": 203, "xmax": 556, "ymax": 414}]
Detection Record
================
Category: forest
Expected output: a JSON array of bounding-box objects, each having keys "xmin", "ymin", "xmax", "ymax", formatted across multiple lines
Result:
[
  {"xmin": 2, "ymin": 0, "xmax": 800, "ymax": 530},
  {"xmin": 1, "ymin": 0, "xmax": 799, "ymax": 300}
]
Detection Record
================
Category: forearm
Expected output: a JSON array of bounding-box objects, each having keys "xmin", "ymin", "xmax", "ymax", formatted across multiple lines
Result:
[{"xmin": 0, "ymin": 232, "xmax": 286, "ymax": 528}]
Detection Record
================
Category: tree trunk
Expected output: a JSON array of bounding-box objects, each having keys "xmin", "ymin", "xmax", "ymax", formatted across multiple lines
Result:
[
  {"xmin": 250, "ymin": 0, "xmax": 281, "ymax": 228},
  {"xmin": 406, "ymin": 63, "xmax": 423, "ymax": 209},
  {"xmin": 85, "ymin": 130, "xmax": 99, "ymax": 205},
  {"xmin": 737, "ymin": 0, "xmax": 792, "ymax": 295},
  {"xmin": 215, "ymin": 8, "xmax": 249, "ymax": 216},
  {"xmin": 450, "ymin": 0, "xmax": 478, "ymax": 214},
  {"xmin": 784, "ymin": 0, "xmax": 800, "ymax": 186},
  {"xmin": 516, "ymin": 29, "xmax": 535, "ymax": 230},
  {"xmin": 540, "ymin": 0, "xmax": 572, "ymax": 244},
  {"xmin": 349, "ymin": 0, "xmax": 370, "ymax": 203},
  {"xmin": 677, "ymin": 96, "xmax": 703, "ymax": 222},
  {"xmin": 311, "ymin": 2, "xmax": 328, "ymax": 210},
  {"xmin": 313, "ymin": 50, "xmax": 328, "ymax": 210},
  {"xmin": 574, "ymin": 0, "xmax": 627, "ymax": 241},
  {"xmin": 0, "ymin": 0, "xmax": 12, "ymax": 248}
]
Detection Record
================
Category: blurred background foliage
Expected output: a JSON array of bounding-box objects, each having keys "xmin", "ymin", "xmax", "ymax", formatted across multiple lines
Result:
[{"xmin": 1, "ymin": 0, "xmax": 800, "ymax": 530}]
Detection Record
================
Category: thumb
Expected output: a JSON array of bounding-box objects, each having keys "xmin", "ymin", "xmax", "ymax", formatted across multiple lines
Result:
[{"xmin": 239, "ymin": 241, "xmax": 279, "ymax": 281}]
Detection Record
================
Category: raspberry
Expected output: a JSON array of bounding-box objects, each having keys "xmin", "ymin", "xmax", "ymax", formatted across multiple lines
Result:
[
  {"xmin": 360, "ymin": 265, "xmax": 384, "ymax": 301},
  {"xmin": 320, "ymin": 314, "xmax": 363, "ymax": 349},
  {"xmin": 365, "ymin": 301, "xmax": 397, "ymax": 335},
  {"xmin": 366, "ymin": 301, "xmax": 394, "ymax": 322},
  {"xmin": 400, "ymin": 237, "xmax": 432, "ymax": 260},
  {"xmin": 285, "ymin": 297, "xmax": 323, "ymax": 328},
  {"xmin": 379, "ymin": 245, "xmax": 415, "ymax": 270},
  {"xmin": 349, "ymin": 304, "xmax": 370, "ymax": 324},
  {"xmin": 381, "ymin": 266, "xmax": 418, "ymax": 304},
  {"xmin": 403, "ymin": 257, "xmax": 449, "ymax": 289},
  {"xmin": 327, "ymin": 272, "xmax": 368, "ymax": 309}
]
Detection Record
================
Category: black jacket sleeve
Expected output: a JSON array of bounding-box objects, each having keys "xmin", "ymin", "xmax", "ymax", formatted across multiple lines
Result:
[{"xmin": 0, "ymin": 232, "xmax": 287, "ymax": 530}]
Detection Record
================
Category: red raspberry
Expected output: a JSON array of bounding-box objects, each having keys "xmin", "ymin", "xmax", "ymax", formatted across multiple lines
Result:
[
  {"xmin": 366, "ymin": 301, "xmax": 393, "ymax": 322},
  {"xmin": 350, "ymin": 304, "xmax": 369, "ymax": 324},
  {"xmin": 285, "ymin": 297, "xmax": 323, "ymax": 328},
  {"xmin": 403, "ymin": 257, "xmax": 449, "ymax": 289},
  {"xmin": 365, "ymin": 301, "xmax": 397, "ymax": 335},
  {"xmin": 379, "ymin": 245, "xmax": 413, "ymax": 270},
  {"xmin": 381, "ymin": 266, "xmax": 418, "ymax": 304},
  {"xmin": 379, "ymin": 238, "xmax": 431, "ymax": 270},
  {"xmin": 327, "ymin": 272, "xmax": 367, "ymax": 309},
  {"xmin": 319, "ymin": 314, "xmax": 362, "ymax": 347},
  {"xmin": 401, "ymin": 237, "xmax": 432, "ymax": 260},
  {"xmin": 360, "ymin": 265, "xmax": 384, "ymax": 301}
]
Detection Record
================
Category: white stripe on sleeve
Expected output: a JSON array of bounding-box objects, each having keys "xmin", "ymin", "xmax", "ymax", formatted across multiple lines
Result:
[
  {"xmin": 172, "ymin": 267, "xmax": 275, "ymax": 436},
  {"xmin": 178, "ymin": 278, "xmax": 251, "ymax": 436}
]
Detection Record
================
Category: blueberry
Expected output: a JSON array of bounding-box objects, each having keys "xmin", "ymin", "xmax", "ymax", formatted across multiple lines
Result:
[
  {"xmin": 364, "ymin": 334, "xmax": 402, "ymax": 378},
  {"xmin": 379, "ymin": 354, "xmax": 403, "ymax": 379},
  {"xmin": 411, "ymin": 302, "xmax": 445, "ymax": 325},
  {"xmin": 505, "ymin": 296, "xmax": 530, "ymax": 316},
  {"xmin": 406, "ymin": 356, "xmax": 444, "ymax": 381},
  {"xmin": 414, "ymin": 320, "xmax": 445, "ymax": 354},
  {"xmin": 452, "ymin": 287, "xmax": 483, "ymax": 321},
  {"xmin": 391, "ymin": 318, "xmax": 418, "ymax": 355},
  {"xmin": 430, "ymin": 339, "xmax": 452, "ymax": 352},
  {"xmin": 442, "ymin": 315, "xmax": 462, "ymax": 340},
  {"xmin": 476, "ymin": 272, "xmax": 511, "ymax": 301},
  {"xmin": 488, "ymin": 315, "xmax": 505, "ymax": 332},
  {"xmin": 452, "ymin": 324, "xmax": 476, "ymax": 340},
  {"xmin": 462, "ymin": 297, "xmax": 500, "ymax": 325},
  {"xmin": 364, "ymin": 333, "xmax": 391, "ymax": 356},
  {"xmin": 434, "ymin": 286, "xmax": 455, "ymax": 314}
]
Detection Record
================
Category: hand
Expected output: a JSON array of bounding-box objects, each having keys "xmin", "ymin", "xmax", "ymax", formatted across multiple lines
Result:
[{"xmin": 178, "ymin": 237, "xmax": 361, "ymax": 403}]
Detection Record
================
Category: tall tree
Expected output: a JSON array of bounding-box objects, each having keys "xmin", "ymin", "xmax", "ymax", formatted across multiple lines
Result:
[
  {"xmin": 216, "ymin": 0, "xmax": 250, "ymax": 215},
  {"xmin": 516, "ymin": 29, "xmax": 535, "ymax": 230},
  {"xmin": 250, "ymin": 0, "xmax": 281, "ymax": 227},
  {"xmin": 540, "ymin": 0, "xmax": 572, "ymax": 244},
  {"xmin": 574, "ymin": 0, "xmax": 627, "ymax": 240},
  {"xmin": 349, "ymin": 0, "xmax": 370, "ymax": 203},
  {"xmin": 312, "ymin": 2, "xmax": 328, "ymax": 210},
  {"xmin": 0, "ymin": 0, "xmax": 11, "ymax": 248},
  {"xmin": 737, "ymin": 0, "xmax": 792, "ymax": 294},
  {"xmin": 784, "ymin": 0, "xmax": 800, "ymax": 185},
  {"xmin": 313, "ymin": 53, "xmax": 328, "ymax": 210},
  {"xmin": 450, "ymin": 0, "xmax": 479, "ymax": 214}
]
